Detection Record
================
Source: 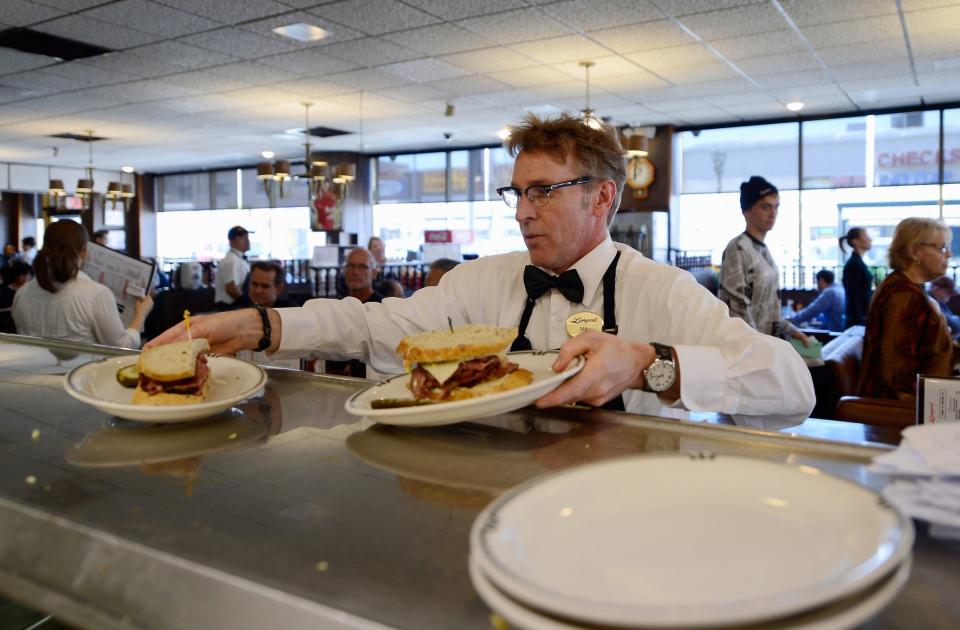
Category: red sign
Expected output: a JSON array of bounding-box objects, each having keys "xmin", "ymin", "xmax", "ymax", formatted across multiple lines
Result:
[{"xmin": 424, "ymin": 230, "xmax": 452, "ymax": 243}]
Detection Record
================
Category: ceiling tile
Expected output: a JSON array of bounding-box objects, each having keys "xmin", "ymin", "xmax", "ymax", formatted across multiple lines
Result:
[
  {"xmin": 440, "ymin": 48, "xmax": 538, "ymax": 73},
  {"xmin": 181, "ymin": 27, "xmax": 300, "ymax": 58},
  {"xmin": 509, "ymin": 35, "xmax": 610, "ymax": 64},
  {"xmin": 127, "ymin": 41, "xmax": 239, "ymax": 69},
  {"xmin": 76, "ymin": 52, "xmax": 184, "ymax": 79},
  {"xmin": 779, "ymin": 0, "xmax": 897, "ymax": 27},
  {"xmin": 816, "ymin": 39, "xmax": 909, "ymax": 67},
  {"xmin": 485, "ymin": 65, "xmax": 576, "ymax": 88},
  {"xmin": 628, "ymin": 44, "xmax": 719, "ymax": 71},
  {"xmin": 31, "ymin": 1, "xmax": 109, "ymax": 10},
  {"xmin": 0, "ymin": 49, "xmax": 56, "ymax": 74},
  {"xmin": 651, "ymin": 62, "xmax": 741, "ymax": 84},
  {"xmin": 158, "ymin": 69, "xmax": 254, "ymax": 92},
  {"xmin": 421, "ymin": 75, "xmax": 513, "ymax": 96},
  {"xmin": 152, "ymin": 0, "xmax": 294, "ymax": 23},
  {"xmin": 257, "ymin": 48, "xmax": 359, "ymax": 75},
  {"xmin": 0, "ymin": 0, "xmax": 63, "ymax": 27},
  {"xmin": 552, "ymin": 55, "xmax": 646, "ymax": 79},
  {"xmin": 457, "ymin": 8, "xmax": 576, "ymax": 44},
  {"xmin": 260, "ymin": 78, "xmax": 356, "ymax": 99},
  {"xmin": 590, "ymin": 20, "xmax": 696, "ymax": 54},
  {"xmin": 379, "ymin": 58, "xmax": 470, "ymax": 82},
  {"xmin": 382, "ymin": 24, "xmax": 492, "ymax": 56},
  {"xmin": 751, "ymin": 69, "xmax": 833, "ymax": 89},
  {"xmin": 371, "ymin": 84, "xmax": 452, "ymax": 102},
  {"xmin": 35, "ymin": 15, "xmax": 164, "ymax": 49},
  {"xmin": 398, "ymin": 0, "xmax": 528, "ymax": 20},
  {"xmin": 677, "ymin": 3, "xmax": 788, "ymax": 41},
  {"xmin": 310, "ymin": 0, "xmax": 440, "ymax": 36},
  {"xmin": 900, "ymin": 0, "xmax": 960, "ymax": 9},
  {"xmin": 319, "ymin": 37, "xmax": 423, "ymax": 67},
  {"xmin": 801, "ymin": 16, "xmax": 904, "ymax": 48},
  {"xmin": 828, "ymin": 60, "xmax": 914, "ymax": 81},
  {"xmin": 0, "ymin": 69, "xmax": 87, "ymax": 92},
  {"xmin": 768, "ymin": 83, "xmax": 847, "ymax": 102},
  {"xmin": 654, "ymin": 1, "xmax": 760, "ymax": 18},
  {"xmin": 708, "ymin": 29, "xmax": 806, "ymax": 61},
  {"xmin": 83, "ymin": 0, "xmax": 222, "ymax": 37},
  {"xmin": 324, "ymin": 68, "xmax": 411, "ymax": 90},
  {"xmin": 216, "ymin": 85, "xmax": 303, "ymax": 105},
  {"xmin": 543, "ymin": 0, "xmax": 662, "ymax": 31},
  {"xmin": 704, "ymin": 90, "xmax": 770, "ymax": 106},
  {"xmin": 909, "ymin": 30, "xmax": 960, "ymax": 57},
  {"xmin": 205, "ymin": 61, "xmax": 305, "ymax": 85},
  {"xmin": 158, "ymin": 94, "xmax": 253, "ymax": 114},
  {"xmin": 905, "ymin": 5, "xmax": 960, "ymax": 35},
  {"xmin": 588, "ymin": 67, "xmax": 671, "ymax": 91},
  {"xmin": 736, "ymin": 51, "xmax": 822, "ymax": 77},
  {"xmin": 42, "ymin": 61, "xmax": 140, "ymax": 85}
]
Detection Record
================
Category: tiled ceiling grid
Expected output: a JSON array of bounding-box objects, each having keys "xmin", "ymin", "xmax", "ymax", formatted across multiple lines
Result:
[{"xmin": 0, "ymin": 0, "xmax": 958, "ymax": 173}]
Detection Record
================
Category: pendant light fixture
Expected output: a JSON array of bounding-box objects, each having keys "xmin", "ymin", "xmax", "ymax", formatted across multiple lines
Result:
[{"xmin": 579, "ymin": 61, "xmax": 603, "ymax": 130}]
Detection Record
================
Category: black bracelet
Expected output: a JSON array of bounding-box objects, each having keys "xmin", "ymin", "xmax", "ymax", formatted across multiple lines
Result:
[{"xmin": 252, "ymin": 305, "xmax": 271, "ymax": 352}]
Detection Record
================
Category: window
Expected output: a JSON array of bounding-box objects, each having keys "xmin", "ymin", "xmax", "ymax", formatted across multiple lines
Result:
[
  {"xmin": 945, "ymin": 109, "xmax": 960, "ymax": 184},
  {"xmin": 802, "ymin": 117, "xmax": 868, "ymax": 189},
  {"xmin": 873, "ymin": 111, "xmax": 940, "ymax": 186},
  {"xmin": 159, "ymin": 173, "xmax": 211, "ymax": 211},
  {"xmin": 681, "ymin": 123, "xmax": 799, "ymax": 193},
  {"xmin": 448, "ymin": 149, "xmax": 484, "ymax": 202}
]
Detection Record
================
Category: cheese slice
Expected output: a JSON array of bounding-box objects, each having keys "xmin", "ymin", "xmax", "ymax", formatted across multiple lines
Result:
[{"xmin": 421, "ymin": 360, "xmax": 460, "ymax": 385}]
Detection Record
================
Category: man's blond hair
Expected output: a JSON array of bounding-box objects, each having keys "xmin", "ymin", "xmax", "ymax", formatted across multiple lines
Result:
[
  {"xmin": 504, "ymin": 113, "xmax": 627, "ymax": 226},
  {"xmin": 888, "ymin": 217, "xmax": 951, "ymax": 271}
]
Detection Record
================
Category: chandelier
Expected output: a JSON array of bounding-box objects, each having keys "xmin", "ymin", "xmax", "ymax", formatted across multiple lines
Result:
[
  {"xmin": 256, "ymin": 102, "xmax": 355, "ymax": 213},
  {"xmin": 579, "ymin": 60, "xmax": 603, "ymax": 130}
]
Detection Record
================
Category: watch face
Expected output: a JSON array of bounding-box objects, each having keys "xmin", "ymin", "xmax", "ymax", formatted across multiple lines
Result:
[{"xmin": 645, "ymin": 360, "xmax": 675, "ymax": 392}]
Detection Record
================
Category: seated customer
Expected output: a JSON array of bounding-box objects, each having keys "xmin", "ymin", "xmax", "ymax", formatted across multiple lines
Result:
[
  {"xmin": 858, "ymin": 217, "xmax": 954, "ymax": 401},
  {"xmin": 1, "ymin": 260, "xmax": 32, "ymax": 333},
  {"xmin": 424, "ymin": 258, "xmax": 459, "ymax": 287},
  {"xmin": 247, "ymin": 261, "xmax": 297, "ymax": 308},
  {"xmin": 325, "ymin": 248, "xmax": 384, "ymax": 378},
  {"xmin": 929, "ymin": 275, "xmax": 960, "ymax": 338},
  {"xmin": 788, "ymin": 269, "xmax": 845, "ymax": 332},
  {"xmin": 12, "ymin": 220, "xmax": 153, "ymax": 348}
]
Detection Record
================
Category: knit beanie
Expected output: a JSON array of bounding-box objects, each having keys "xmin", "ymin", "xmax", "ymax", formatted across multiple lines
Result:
[{"xmin": 740, "ymin": 176, "xmax": 778, "ymax": 212}]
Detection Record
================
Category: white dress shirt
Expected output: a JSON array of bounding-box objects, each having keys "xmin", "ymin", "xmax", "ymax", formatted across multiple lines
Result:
[
  {"xmin": 275, "ymin": 237, "xmax": 815, "ymax": 424},
  {"xmin": 12, "ymin": 271, "xmax": 140, "ymax": 348},
  {"xmin": 215, "ymin": 248, "xmax": 249, "ymax": 304}
]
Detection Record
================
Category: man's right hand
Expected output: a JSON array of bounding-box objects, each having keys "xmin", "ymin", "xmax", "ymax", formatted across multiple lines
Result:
[{"xmin": 145, "ymin": 308, "xmax": 280, "ymax": 355}]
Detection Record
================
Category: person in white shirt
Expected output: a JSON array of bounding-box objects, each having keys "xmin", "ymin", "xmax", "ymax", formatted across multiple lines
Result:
[
  {"xmin": 149, "ymin": 113, "xmax": 814, "ymax": 424},
  {"xmin": 19, "ymin": 236, "xmax": 37, "ymax": 266},
  {"xmin": 13, "ymin": 220, "xmax": 153, "ymax": 348},
  {"xmin": 214, "ymin": 225, "xmax": 251, "ymax": 310}
]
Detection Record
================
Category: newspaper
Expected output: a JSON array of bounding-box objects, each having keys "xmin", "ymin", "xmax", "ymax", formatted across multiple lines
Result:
[{"xmin": 83, "ymin": 243, "xmax": 155, "ymax": 328}]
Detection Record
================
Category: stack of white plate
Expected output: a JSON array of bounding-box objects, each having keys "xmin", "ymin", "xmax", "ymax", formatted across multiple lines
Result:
[{"xmin": 469, "ymin": 454, "xmax": 914, "ymax": 630}]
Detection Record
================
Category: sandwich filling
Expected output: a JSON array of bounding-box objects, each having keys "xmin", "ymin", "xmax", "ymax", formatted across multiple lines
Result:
[
  {"xmin": 139, "ymin": 355, "xmax": 209, "ymax": 396},
  {"xmin": 410, "ymin": 355, "xmax": 519, "ymax": 400}
]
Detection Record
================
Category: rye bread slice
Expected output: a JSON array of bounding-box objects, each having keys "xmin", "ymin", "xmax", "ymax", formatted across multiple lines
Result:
[{"xmin": 396, "ymin": 325, "xmax": 517, "ymax": 370}]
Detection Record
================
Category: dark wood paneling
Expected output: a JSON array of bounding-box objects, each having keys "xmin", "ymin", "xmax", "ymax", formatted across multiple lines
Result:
[{"xmin": 618, "ymin": 125, "xmax": 673, "ymax": 213}]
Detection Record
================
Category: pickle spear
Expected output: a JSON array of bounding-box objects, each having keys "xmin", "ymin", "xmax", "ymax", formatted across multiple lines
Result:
[{"xmin": 116, "ymin": 364, "xmax": 140, "ymax": 388}]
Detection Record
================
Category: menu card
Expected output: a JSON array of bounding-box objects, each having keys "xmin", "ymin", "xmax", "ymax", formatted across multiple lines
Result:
[
  {"xmin": 82, "ymin": 243, "xmax": 155, "ymax": 328},
  {"xmin": 917, "ymin": 375, "xmax": 960, "ymax": 424}
]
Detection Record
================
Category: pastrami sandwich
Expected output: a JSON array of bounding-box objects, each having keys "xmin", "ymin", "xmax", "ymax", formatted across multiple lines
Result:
[
  {"xmin": 397, "ymin": 325, "xmax": 533, "ymax": 402},
  {"xmin": 133, "ymin": 339, "xmax": 211, "ymax": 405}
]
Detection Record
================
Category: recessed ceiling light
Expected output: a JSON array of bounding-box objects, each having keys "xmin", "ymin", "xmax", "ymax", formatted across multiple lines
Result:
[
  {"xmin": 786, "ymin": 101, "xmax": 804, "ymax": 112},
  {"xmin": 261, "ymin": 150, "xmax": 275, "ymax": 159},
  {"xmin": 271, "ymin": 23, "xmax": 329, "ymax": 43},
  {"xmin": 497, "ymin": 127, "xmax": 511, "ymax": 140},
  {"xmin": 121, "ymin": 165, "xmax": 134, "ymax": 173}
]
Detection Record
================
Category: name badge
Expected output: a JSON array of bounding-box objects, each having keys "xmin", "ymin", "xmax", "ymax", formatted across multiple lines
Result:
[{"xmin": 566, "ymin": 311, "xmax": 603, "ymax": 337}]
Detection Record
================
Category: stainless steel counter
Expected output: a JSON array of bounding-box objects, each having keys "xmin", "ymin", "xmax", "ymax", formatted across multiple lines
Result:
[{"xmin": 0, "ymin": 334, "xmax": 957, "ymax": 629}]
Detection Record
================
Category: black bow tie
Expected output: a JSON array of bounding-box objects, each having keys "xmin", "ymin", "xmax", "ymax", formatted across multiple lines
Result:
[{"xmin": 523, "ymin": 266, "xmax": 584, "ymax": 303}]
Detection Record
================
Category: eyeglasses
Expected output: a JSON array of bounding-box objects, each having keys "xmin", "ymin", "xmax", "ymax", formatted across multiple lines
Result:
[
  {"xmin": 496, "ymin": 176, "xmax": 593, "ymax": 209},
  {"xmin": 342, "ymin": 263, "xmax": 374, "ymax": 271},
  {"xmin": 919, "ymin": 242, "xmax": 951, "ymax": 255}
]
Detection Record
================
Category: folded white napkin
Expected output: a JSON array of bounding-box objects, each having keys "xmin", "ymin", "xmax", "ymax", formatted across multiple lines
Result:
[{"xmin": 870, "ymin": 424, "xmax": 960, "ymax": 539}]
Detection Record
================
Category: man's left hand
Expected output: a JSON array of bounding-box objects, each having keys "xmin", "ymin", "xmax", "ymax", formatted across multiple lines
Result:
[{"xmin": 536, "ymin": 331, "xmax": 654, "ymax": 408}]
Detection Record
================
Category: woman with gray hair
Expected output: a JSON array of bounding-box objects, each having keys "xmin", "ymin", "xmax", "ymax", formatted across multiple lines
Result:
[{"xmin": 858, "ymin": 217, "xmax": 955, "ymax": 400}]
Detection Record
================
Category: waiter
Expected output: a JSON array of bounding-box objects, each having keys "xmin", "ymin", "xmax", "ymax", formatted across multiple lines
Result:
[
  {"xmin": 150, "ymin": 114, "xmax": 814, "ymax": 423},
  {"xmin": 214, "ymin": 226, "xmax": 251, "ymax": 311}
]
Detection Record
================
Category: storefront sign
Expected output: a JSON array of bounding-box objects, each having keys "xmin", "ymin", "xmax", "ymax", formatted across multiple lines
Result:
[{"xmin": 424, "ymin": 230, "xmax": 452, "ymax": 243}]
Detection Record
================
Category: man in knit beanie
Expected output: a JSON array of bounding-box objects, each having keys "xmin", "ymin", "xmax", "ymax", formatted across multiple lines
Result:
[{"xmin": 718, "ymin": 176, "xmax": 811, "ymax": 346}]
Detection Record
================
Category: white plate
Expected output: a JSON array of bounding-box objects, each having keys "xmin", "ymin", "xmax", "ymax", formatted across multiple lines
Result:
[
  {"xmin": 344, "ymin": 351, "xmax": 584, "ymax": 427},
  {"xmin": 470, "ymin": 554, "xmax": 912, "ymax": 630},
  {"xmin": 471, "ymin": 454, "xmax": 914, "ymax": 628},
  {"xmin": 64, "ymin": 355, "xmax": 267, "ymax": 423}
]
